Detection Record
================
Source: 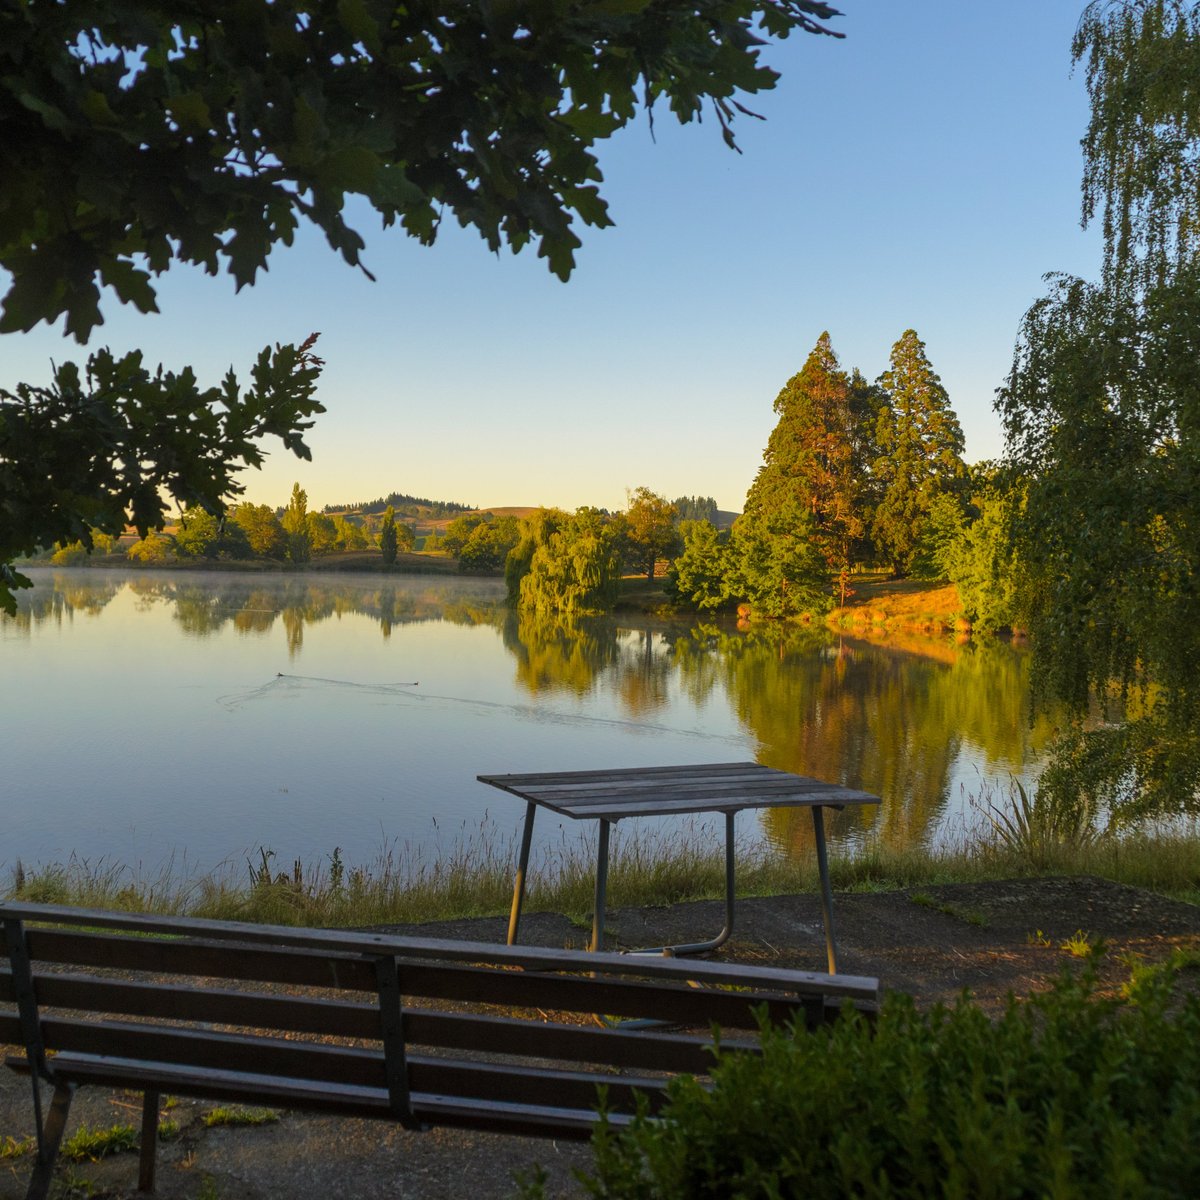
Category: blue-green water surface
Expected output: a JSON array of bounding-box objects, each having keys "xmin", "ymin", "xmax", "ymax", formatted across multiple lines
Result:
[{"xmin": 1, "ymin": 569, "xmax": 1054, "ymax": 877}]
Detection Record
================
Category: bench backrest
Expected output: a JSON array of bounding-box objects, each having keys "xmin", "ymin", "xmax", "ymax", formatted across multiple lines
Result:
[{"xmin": 1, "ymin": 902, "xmax": 878, "ymax": 1135}]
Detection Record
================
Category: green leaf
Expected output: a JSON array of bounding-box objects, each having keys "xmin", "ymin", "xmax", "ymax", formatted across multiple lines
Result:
[
  {"xmin": 336, "ymin": 0, "xmax": 382, "ymax": 52},
  {"xmin": 167, "ymin": 91, "xmax": 212, "ymax": 133},
  {"xmin": 102, "ymin": 259, "xmax": 160, "ymax": 314},
  {"xmin": 319, "ymin": 146, "xmax": 379, "ymax": 192}
]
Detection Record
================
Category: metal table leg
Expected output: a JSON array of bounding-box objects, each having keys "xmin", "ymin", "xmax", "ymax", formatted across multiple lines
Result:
[
  {"xmin": 625, "ymin": 810, "xmax": 737, "ymax": 958},
  {"xmin": 811, "ymin": 805, "xmax": 839, "ymax": 974},
  {"xmin": 506, "ymin": 801, "xmax": 537, "ymax": 946},
  {"xmin": 589, "ymin": 819, "xmax": 612, "ymax": 953}
]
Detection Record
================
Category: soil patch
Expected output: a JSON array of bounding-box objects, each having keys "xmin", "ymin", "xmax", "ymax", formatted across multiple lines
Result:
[{"xmin": 3, "ymin": 877, "xmax": 1197, "ymax": 1199}]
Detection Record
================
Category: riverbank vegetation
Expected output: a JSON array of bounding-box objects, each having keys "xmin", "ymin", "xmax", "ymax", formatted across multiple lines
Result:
[{"xmin": 6, "ymin": 799, "xmax": 1198, "ymax": 930}]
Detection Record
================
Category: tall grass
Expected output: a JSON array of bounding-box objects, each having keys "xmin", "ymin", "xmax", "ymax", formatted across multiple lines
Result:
[{"xmin": 4, "ymin": 800, "xmax": 1199, "ymax": 927}]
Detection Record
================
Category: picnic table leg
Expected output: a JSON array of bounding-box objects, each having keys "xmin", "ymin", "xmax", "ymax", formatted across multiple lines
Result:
[
  {"xmin": 625, "ymin": 811, "xmax": 737, "ymax": 957},
  {"xmin": 811, "ymin": 805, "xmax": 839, "ymax": 974},
  {"xmin": 506, "ymin": 801, "xmax": 537, "ymax": 946},
  {"xmin": 589, "ymin": 819, "xmax": 612, "ymax": 953}
]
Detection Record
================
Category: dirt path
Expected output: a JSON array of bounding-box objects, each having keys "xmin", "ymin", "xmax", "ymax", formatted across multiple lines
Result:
[{"xmin": 3, "ymin": 877, "xmax": 1197, "ymax": 1200}]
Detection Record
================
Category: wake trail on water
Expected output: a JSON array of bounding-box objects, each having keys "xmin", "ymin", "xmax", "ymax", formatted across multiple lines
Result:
[{"xmin": 216, "ymin": 673, "xmax": 748, "ymax": 746}]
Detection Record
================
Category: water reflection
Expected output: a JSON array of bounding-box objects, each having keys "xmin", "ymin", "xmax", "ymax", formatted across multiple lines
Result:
[
  {"xmin": 665, "ymin": 622, "xmax": 1058, "ymax": 851},
  {"xmin": 502, "ymin": 611, "xmax": 620, "ymax": 696},
  {"xmin": 10, "ymin": 571, "xmax": 505, "ymax": 651},
  {"xmin": 3, "ymin": 576, "xmax": 123, "ymax": 629},
  {"xmin": 5, "ymin": 570, "xmax": 1057, "ymax": 857}
]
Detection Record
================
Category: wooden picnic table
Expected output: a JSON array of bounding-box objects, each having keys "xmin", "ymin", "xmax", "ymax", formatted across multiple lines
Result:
[{"xmin": 477, "ymin": 761, "xmax": 881, "ymax": 973}]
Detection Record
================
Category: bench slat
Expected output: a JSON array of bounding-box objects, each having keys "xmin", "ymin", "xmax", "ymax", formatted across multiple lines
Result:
[
  {"xmin": 12, "ymin": 1053, "xmax": 631, "ymax": 1140},
  {"xmin": 21, "ymin": 930, "xmax": 378, "ymax": 992},
  {"xmin": 2, "ymin": 968, "xmax": 745, "ymax": 1074},
  {"xmin": 30, "ymin": 1020, "xmax": 670, "ymax": 1113},
  {"xmin": 398, "ymin": 962, "xmax": 821, "ymax": 1029},
  {"xmin": 2, "ymin": 970, "xmax": 381, "ymax": 1040},
  {"xmin": 2, "ymin": 905, "xmax": 879, "ymax": 1003},
  {"xmin": 4, "ymin": 942, "xmax": 832, "ymax": 1029}
]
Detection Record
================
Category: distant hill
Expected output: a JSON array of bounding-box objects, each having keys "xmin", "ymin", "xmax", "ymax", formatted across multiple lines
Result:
[{"xmin": 323, "ymin": 492, "xmax": 473, "ymax": 518}]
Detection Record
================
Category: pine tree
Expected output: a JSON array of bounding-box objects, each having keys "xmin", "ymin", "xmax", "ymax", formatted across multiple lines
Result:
[
  {"xmin": 743, "ymin": 333, "xmax": 864, "ymax": 577},
  {"xmin": 872, "ymin": 330, "xmax": 965, "ymax": 576}
]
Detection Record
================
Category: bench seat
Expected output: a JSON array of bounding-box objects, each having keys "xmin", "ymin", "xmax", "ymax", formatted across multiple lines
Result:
[{"xmin": 2, "ymin": 901, "xmax": 878, "ymax": 1198}]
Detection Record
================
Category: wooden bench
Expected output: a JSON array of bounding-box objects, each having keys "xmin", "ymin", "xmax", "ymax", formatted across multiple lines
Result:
[{"xmin": 1, "ymin": 902, "xmax": 878, "ymax": 1199}]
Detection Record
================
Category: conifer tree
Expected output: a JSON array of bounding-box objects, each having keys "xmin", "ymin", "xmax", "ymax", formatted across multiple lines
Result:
[
  {"xmin": 872, "ymin": 330, "xmax": 965, "ymax": 576},
  {"xmin": 743, "ymin": 333, "xmax": 863, "ymax": 579}
]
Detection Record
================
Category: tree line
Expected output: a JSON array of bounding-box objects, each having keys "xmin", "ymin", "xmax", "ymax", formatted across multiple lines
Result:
[
  {"xmin": 491, "ymin": 328, "xmax": 977, "ymax": 622},
  {"xmin": 322, "ymin": 492, "xmax": 473, "ymax": 519},
  {"xmin": 46, "ymin": 483, "xmax": 422, "ymax": 567}
]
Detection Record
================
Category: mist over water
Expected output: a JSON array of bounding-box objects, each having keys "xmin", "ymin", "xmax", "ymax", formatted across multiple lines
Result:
[{"xmin": 2, "ymin": 569, "xmax": 1054, "ymax": 878}]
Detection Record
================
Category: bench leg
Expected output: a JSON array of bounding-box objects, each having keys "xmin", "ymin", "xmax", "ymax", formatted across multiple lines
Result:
[
  {"xmin": 138, "ymin": 1090, "xmax": 160, "ymax": 1193},
  {"xmin": 25, "ymin": 1082, "xmax": 74, "ymax": 1200}
]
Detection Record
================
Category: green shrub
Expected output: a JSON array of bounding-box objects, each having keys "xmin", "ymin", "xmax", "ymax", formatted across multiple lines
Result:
[{"xmin": 574, "ymin": 965, "xmax": 1200, "ymax": 1199}]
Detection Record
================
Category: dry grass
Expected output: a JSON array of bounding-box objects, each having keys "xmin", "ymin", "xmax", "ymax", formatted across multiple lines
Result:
[
  {"xmin": 5, "ymin": 806, "xmax": 1198, "ymax": 928},
  {"xmin": 828, "ymin": 577, "xmax": 966, "ymax": 637}
]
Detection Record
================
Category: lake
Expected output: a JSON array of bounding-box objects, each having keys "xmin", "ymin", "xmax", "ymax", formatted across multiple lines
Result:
[{"xmin": 1, "ymin": 568, "xmax": 1056, "ymax": 881}]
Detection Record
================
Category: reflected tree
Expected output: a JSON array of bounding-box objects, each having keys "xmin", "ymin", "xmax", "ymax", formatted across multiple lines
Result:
[{"xmin": 502, "ymin": 611, "xmax": 620, "ymax": 696}]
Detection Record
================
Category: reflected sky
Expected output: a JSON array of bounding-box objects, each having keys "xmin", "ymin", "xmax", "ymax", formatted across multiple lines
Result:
[{"xmin": 2, "ymin": 569, "xmax": 1054, "ymax": 877}]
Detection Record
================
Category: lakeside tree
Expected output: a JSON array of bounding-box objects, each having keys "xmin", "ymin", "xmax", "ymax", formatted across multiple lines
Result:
[
  {"xmin": 510, "ymin": 508, "xmax": 621, "ymax": 616},
  {"xmin": 0, "ymin": 2, "xmax": 843, "ymax": 614},
  {"xmin": 231, "ymin": 504, "xmax": 287, "ymax": 560},
  {"xmin": 998, "ymin": 0, "xmax": 1200, "ymax": 824},
  {"xmin": 621, "ymin": 488, "xmax": 683, "ymax": 581},
  {"xmin": 333, "ymin": 515, "xmax": 369, "ymax": 552},
  {"xmin": 872, "ymin": 330, "xmax": 965, "ymax": 576},
  {"xmin": 126, "ymin": 532, "xmax": 175, "ymax": 564},
  {"xmin": 457, "ymin": 515, "xmax": 520, "ymax": 573},
  {"xmin": 379, "ymin": 506, "xmax": 399, "ymax": 566},
  {"xmin": 441, "ymin": 513, "xmax": 490, "ymax": 559},
  {"xmin": 666, "ymin": 521, "xmax": 736, "ymax": 612},
  {"xmin": 506, "ymin": 509, "xmax": 568, "ymax": 604},
  {"xmin": 1001, "ymin": 268, "xmax": 1200, "ymax": 822},
  {"xmin": 175, "ymin": 507, "xmax": 252, "ymax": 560},
  {"xmin": 175, "ymin": 508, "xmax": 221, "ymax": 559},
  {"xmin": 910, "ymin": 466, "xmax": 1023, "ymax": 635},
  {"xmin": 281, "ymin": 483, "xmax": 312, "ymax": 565},
  {"xmin": 1076, "ymin": 0, "xmax": 1200, "ymax": 297},
  {"xmin": 729, "ymin": 500, "xmax": 833, "ymax": 619},
  {"xmin": 305, "ymin": 512, "xmax": 339, "ymax": 556},
  {"xmin": 743, "ymin": 333, "xmax": 864, "ymax": 579}
]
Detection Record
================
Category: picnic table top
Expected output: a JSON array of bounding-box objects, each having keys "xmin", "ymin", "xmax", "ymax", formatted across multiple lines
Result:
[{"xmin": 477, "ymin": 761, "xmax": 882, "ymax": 822}]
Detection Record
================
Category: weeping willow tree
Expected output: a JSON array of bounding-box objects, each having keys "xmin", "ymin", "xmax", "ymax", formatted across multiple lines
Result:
[
  {"xmin": 507, "ymin": 508, "xmax": 622, "ymax": 617},
  {"xmin": 999, "ymin": 1, "xmax": 1200, "ymax": 825},
  {"xmin": 1076, "ymin": 0, "xmax": 1200, "ymax": 295}
]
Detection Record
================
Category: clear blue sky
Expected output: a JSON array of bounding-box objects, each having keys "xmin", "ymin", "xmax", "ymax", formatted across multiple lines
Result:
[{"xmin": 2, "ymin": 1, "xmax": 1102, "ymax": 515}]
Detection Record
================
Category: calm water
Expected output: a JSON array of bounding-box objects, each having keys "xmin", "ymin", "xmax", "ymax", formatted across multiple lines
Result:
[{"xmin": 1, "ymin": 569, "xmax": 1056, "ymax": 879}]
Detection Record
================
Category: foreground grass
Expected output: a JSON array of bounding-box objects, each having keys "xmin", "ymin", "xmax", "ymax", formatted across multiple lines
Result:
[{"xmin": 4, "ymin": 813, "xmax": 1198, "ymax": 928}]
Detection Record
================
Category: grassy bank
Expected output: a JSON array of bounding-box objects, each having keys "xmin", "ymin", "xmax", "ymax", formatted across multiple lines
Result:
[{"xmin": 5, "ymin": 817, "xmax": 1198, "ymax": 930}]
